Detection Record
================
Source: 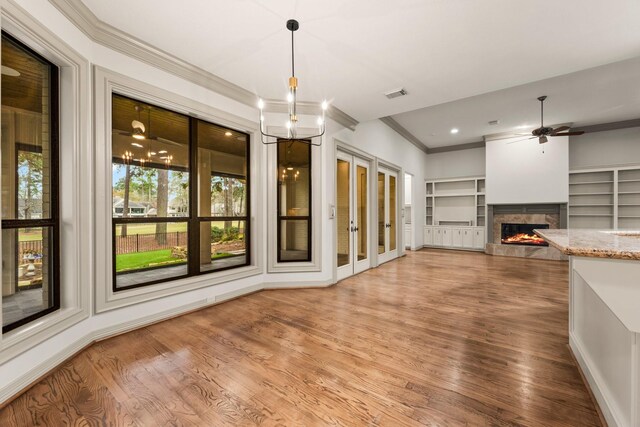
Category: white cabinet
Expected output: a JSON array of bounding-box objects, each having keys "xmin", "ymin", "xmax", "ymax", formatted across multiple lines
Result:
[
  {"xmin": 404, "ymin": 225, "xmax": 412, "ymax": 249},
  {"xmin": 473, "ymin": 228, "xmax": 485, "ymax": 250},
  {"xmin": 433, "ymin": 227, "xmax": 443, "ymax": 246},
  {"xmin": 424, "ymin": 226, "xmax": 484, "ymax": 251},
  {"xmin": 462, "ymin": 228, "xmax": 474, "ymax": 248},
  {"xmin": 442, "ymin": 227, "xmax": 453, "ymax": 246},
  {"xmin": 423, "ymin": 227, "xmax": 433, "ymax": 246},
  {"xmin": 451, "ymin": 227, "xmax": 463, "ymax": 248}
]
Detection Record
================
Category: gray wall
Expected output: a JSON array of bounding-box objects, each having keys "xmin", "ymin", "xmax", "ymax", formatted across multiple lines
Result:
[
  {"xmin": 425, "ymin": 147, "xmax": 485, "ymax": 180},
  {"xmin": 570, "ymin": 127, "xmax": 640, "ymax": 170}
]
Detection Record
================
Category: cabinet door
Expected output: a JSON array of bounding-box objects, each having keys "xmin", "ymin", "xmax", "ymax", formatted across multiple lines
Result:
[
  {"xmin": 423, "ymin": 227, "xmax": 433, "ymax": 246},
  {"xmin": 404, "ymin": 227, "xmax": 411, "ymax": 248},
  {"xmin": 462, "ymin": 228, "xmax": 474, "ymax": 248},
  {"xmin": 474, "ymin": 228, "xmax": 485, "ymax": 249},
  {"xmin": 442, "ymin": 228, "xmax": 453, "ymax": 247},
  {"xmin": 433, "ymin": 228, "xmax": 443, "ymax": 246},
  {"xmin": 451, "ymin": 227, "xmax": 463, "ymax": 247}
]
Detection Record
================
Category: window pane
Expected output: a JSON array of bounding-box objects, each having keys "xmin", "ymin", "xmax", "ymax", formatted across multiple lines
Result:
[
  {"xmin": 1, "ymin": 36, "xmax": 53, "ymax": 220},
  {"xmin": 112, "ymin": 94, "xmax": 190, "ymax": 219},
  {"xmin": 197, "ymin": 121, "xmax": 248, "ymax": 217},
  {"xmin": 2, "ymin": 227, "xmax": 54, "ymax": 327},
  {"xmin": 199, "ymin": 220, "xmax": 247, "ymax": 272},
  {"xmin": 280, "ymin": 219, "xmax": 309, "ymax": 261},
  {"xmin": 114, "ymin": 222, "xmax": 188, "ymax": 289},
  {"xmin": 278, "ymin": 141, "xmax": 310, "ymax": 217}
]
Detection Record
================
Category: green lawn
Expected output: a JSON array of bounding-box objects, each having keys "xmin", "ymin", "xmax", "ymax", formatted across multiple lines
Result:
[{"xmin": 116, "ymin": 249, "xmax": 238, "ymax": 272}]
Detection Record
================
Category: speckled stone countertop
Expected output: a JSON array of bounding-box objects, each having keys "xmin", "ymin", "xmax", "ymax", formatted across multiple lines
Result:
[{"xmin": 533, "ymin": 229, "xmax": 640, "ymax": 260}]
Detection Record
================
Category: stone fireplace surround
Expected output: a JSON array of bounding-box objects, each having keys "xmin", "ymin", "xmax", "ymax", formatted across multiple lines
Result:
[{"xmin": 485, "ymin": 203, "xmax": 568, "ymax": 260}]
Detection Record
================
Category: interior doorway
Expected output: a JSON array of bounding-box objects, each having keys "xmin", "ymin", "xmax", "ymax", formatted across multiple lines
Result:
[
  {"xmin": 377, "ymin": 166, "xmax": 399, "ymax": 264},
  {"xmin": 336, "ymin": 152, "xmax": 371, "ymax": 281}
]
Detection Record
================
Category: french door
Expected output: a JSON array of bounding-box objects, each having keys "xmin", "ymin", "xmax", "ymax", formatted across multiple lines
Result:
[
  {"xmin": 336, "ymin": 152, "xmax": 370, "ymax": 280},
  {"xmin": 377, "ymin": 167, "xmax": 398, "ymax": 264}
]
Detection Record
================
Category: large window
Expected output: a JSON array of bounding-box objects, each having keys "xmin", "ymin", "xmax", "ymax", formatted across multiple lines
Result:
[
  {"xmin": 277, "ymin": 140, "xmax": 311, "ymax": 262},
  {"xmin": 111, "ymin": 94, "xmax": 249, "ymax": 290},
  {"xmin": 1, "ymin": 32, "xmax": 60, "ymax": 332}
]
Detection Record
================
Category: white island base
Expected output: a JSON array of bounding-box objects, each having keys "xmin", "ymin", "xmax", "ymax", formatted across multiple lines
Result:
[{"xmin": 570, "ymin": 257, "xmax": 640, "ymax": 427}]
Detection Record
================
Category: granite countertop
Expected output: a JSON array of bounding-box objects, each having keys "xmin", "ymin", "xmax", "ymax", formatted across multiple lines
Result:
[{"xmin": 533, "ymin": 229, "xmax": 640, "ymax": 260}]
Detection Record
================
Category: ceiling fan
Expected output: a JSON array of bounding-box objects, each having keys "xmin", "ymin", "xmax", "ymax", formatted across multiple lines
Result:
[{"xmin": 516, "ymin": 96, "xmax": 584, "ymax": 144}]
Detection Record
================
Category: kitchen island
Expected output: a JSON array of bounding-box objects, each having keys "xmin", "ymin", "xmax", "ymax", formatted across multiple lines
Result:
[{"xmin": 535, "ymin": 229, "xmax": 640, "ymax": 427}]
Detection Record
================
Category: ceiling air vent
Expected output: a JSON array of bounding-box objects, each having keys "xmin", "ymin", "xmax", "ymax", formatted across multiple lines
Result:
[{"xmin": 384, "ymin": 88, "xmax": 407, "ymax": 99}]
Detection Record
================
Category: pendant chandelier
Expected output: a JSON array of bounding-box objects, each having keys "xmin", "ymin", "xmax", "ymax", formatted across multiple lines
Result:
[{"xmin": 258, "ymin": 19, "xmax": 327, "ymax": 146}]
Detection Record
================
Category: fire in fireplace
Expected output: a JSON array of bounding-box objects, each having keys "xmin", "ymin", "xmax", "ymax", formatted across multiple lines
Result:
[{"xmin": 501, "ymin": 223, "xmax": 549, "ymax": 246}]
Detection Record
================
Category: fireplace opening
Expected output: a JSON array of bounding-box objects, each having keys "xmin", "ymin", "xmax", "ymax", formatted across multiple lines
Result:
[{"xmin": 501, "ymin": 223, "xmax": 549, "ymax": 246}]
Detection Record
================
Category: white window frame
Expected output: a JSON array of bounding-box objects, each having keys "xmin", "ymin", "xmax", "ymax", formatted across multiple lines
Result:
[
  {"xmin": 266, "ymin": 125, "xmax": 323, "ymax": 272},
  {"xmin": 94, "ymin": 66, "xmax": 262, "ymax": 313},
  {"xmin": 0, "ymin": 1, "xmax": 90, "ymax": 363}
]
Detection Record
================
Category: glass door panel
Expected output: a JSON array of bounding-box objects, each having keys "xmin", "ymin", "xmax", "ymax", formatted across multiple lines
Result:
[
  {"xmin": 336, "ymin": 159, "xmax": 350, "ymax": 268},
  {"xmin": 378, "ymin": 172, "xmax": 386, "ymax": 255},
  {"xmin": 389, "ymin": 175, "xmax": 397, "ymax": 251},
  {"xmin": 356, "ymin": 165, "xmax": 367, "ymax": 262}
]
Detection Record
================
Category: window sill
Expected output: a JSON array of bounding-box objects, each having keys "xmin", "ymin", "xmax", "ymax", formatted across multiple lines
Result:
[
  {"xmin": 96, "ymin": 264, "xmax": 262, "ymax": 313},
  {"xmin": 0, "ymin": 306, "xmax": 88, "ymax": 365}
]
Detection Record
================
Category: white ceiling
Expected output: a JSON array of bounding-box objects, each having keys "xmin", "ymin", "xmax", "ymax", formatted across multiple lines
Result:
[{"xmin": 80, "ymin": 0, "xmax": 640, "ymax": 146}]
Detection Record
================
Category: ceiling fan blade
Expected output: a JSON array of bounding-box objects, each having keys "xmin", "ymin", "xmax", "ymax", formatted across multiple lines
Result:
[
  {"xmin": 551, "ymin": 126, "xmax": 570, "ymax": 133},
  {"xmin": 551, "ymin": 131, "xmax": 585, "ymax": 136}
]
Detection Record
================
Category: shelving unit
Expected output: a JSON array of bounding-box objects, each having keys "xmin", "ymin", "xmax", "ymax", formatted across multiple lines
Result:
[
  {"xmin": 424, "ymin": 177, "xmax": 485, "ymax": 251},
  {"xmin": 618, "ymin": 168, "xmax": 640, "ymax": 229},
  {"xmin": 569, "ymin": 167, "xmax": 640, "ymax": 230}
]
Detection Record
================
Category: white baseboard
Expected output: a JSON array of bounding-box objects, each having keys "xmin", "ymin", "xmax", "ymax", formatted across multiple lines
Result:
[
  {"xmin": 215, "ymin": 284, "xmax": 263, "ymax": 303},
  {"xmin": 262, "ymin": 279, "xmax": 335, "ymax": 289},
  {"xmin": 570, "ymin": 332, "xmax": 624, "ymax": 427}
]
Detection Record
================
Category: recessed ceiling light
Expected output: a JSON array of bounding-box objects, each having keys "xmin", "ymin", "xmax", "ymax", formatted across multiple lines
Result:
[
  {"xmin": 131, "ymin": 142, "xmax": 143, "ymax": 148},
  {"xmin": 450, "ymin": 128, "xmax": 459, "ymax": 134},
  {"xmin": 158, "ymin": 150, "xmax": 167, "ymax": 154},
  {"xmin": 149, "ymin": 151, "xmax": 156, "ymax": 156},
  {"xmin": 225, "ymin": 131, "xmax": 232, "ymax": 137}
]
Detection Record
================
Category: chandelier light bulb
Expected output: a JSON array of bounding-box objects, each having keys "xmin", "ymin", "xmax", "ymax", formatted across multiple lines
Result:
[
  {"xmin": 317, "ymin": 117, "xmax": 324, "ymax": 126},
  {"xmin": 287, "ymin": 93, "xmax": 293, "ymax": 103},
  {"xmin": 286, "ymin": 121, "xmax": 292, "ymax": 129},
  {"xmin": 322, "ymin": 100, "xmax": 328, "ymax": 111},
  {"xmin": 258, "ymin": 99, "xmax": 265, "ymax": 110}
]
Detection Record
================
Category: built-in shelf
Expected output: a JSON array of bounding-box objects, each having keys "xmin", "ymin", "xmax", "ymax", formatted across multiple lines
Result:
[
  {"xmin": 569, "ymin": 167, "xmax": 640, "ymax": 230},
  {"xmin": 425, "ymin": 177, "xmax": 485, "ymax": 227},
  {"xmin": 569, "ymin": 181, "xmax": 614, "ymax": 185},
  {"xmin": 569, "ymin": 214, "xmax": 614, "ymax": 217},
  {"xmin": 569, "ymin": 204, "xmax": 614, "ymax": 207}
]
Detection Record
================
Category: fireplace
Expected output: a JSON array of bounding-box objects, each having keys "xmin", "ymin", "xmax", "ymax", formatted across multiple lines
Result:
[
  {"xmin": 501, "ymin": 223, "xmax": 548, "ymax": 246},
  {"xmin": 484, "ymin": 203, "xmax": 567, "ymax": 260}
]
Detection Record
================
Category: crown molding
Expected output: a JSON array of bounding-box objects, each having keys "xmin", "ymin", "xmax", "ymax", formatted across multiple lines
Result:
[
  {"xmin": 47, "ymin": 0, "xmax": 359, "ymax": 131},
  {"xmin": 427, "ymin": 140, "xmax": 485, "ymax": 154},
  {"xmin": 379, "ymin": 116, "xmax": 428, "ymax": 154}
]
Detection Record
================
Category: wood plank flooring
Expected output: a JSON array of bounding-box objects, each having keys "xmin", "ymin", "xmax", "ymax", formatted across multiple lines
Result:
[{"xmin": 0, "ymin": 249, "xmax": 603, "ymax": 426}]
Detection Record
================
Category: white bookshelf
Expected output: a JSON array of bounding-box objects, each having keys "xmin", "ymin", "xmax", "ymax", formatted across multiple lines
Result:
[
  {"xmin": 569, "ymin": 167, "xmax": 640, "ymax": 230},
  {"xmin": 424, "ymin": 177, "xmax": 485, "ymax": 251}
]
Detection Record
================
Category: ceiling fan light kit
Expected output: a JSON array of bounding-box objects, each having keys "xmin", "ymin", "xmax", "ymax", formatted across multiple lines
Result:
[{"xmin": 258, "ymin": 19, "xmax": 328, "ymax": 146}]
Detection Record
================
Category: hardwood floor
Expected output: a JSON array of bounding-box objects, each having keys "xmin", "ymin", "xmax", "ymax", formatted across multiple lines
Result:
[{"xmin": 0, "ymin": 249, "xmax": 603, "ymax": 426}]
